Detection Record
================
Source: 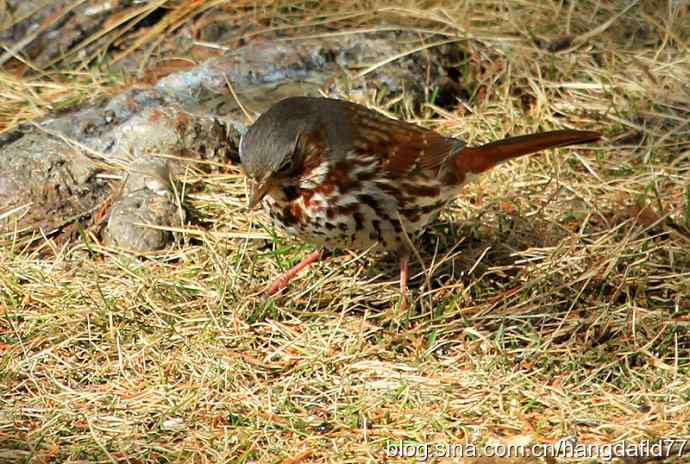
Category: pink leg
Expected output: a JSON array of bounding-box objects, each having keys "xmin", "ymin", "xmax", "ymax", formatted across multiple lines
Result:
[
  {"xmin": 266, "ymin": 249, "xmax": 323, "ymax": 295},
  {"xmin": 399, "ymin": 253, "xmax": 410, "ymax": 311}
]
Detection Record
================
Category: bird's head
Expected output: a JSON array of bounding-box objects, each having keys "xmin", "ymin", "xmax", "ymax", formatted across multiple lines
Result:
[
  {"xmin": 239, "ymin": 96, "xmax": 360, "ymax": 208},
  {"xmin": 239, "ymin": 97, "xmax": 322, "ymax": 209}
]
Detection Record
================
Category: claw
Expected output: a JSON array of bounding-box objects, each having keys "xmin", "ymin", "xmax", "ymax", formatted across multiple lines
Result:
[{"xmin": 266, "ymin": 249, "xmax": 323, "ymax": 295}]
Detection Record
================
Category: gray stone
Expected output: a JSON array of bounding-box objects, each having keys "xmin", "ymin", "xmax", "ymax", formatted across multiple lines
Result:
[
  {"xmin": 1, "ymin": 31, "xmax": 464, "ymax": 251},
  {"xmin": 103, "ymin": 189, "xmax": 183, "ymax": 252}
]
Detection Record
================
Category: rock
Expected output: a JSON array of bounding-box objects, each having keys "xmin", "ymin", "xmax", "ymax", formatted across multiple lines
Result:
[
  {"xmin": 124, "ymin": 159, "xmax": 174, "ymax": 197},
  {"xmin": 0, "ymin": 0, "xmax": 121, "ymax": 68},
  {"xmin": 0, "ymin": 132, "xmax": 104, "ymax": 234},
  {"xmin": 104, "ymin": 189, "xmax": 183, "ymax": 252},
  {"xmin": 0, "ymin": 31, "xmax": 465, "ymax": 251}
]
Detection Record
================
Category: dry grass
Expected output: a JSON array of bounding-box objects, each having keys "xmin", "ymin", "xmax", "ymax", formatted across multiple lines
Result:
[{"xmin": 2, "ymin": 0, "xmax": 690, "ymax": 463}]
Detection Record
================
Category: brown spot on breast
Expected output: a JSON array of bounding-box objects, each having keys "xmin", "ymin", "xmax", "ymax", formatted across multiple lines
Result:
[
  {"xmin": 290, "ymin": 203, "xmax": 303, "ymax": 222},
  {"xmin": 301, "ymin": 189, "xmax": 314, "ymax": 206},
  {"xmin": 314, "ymin": 181, "xmax": 335, "ymax": 196}
]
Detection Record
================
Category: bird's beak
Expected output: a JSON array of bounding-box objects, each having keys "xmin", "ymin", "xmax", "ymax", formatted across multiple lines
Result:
[{"xmin": 247, "ymin": 179, "xmax": 270, "ymax": 210}]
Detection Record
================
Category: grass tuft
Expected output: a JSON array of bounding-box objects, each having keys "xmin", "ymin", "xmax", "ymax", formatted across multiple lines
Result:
[{"xmin": 2, "ymin": 1, "xmax": 689, "ymax": 462}]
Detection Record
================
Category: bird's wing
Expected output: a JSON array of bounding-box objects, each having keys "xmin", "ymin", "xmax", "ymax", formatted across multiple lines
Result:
[{"xmin": 344, "ymin": 103, "xmax": 464, "ymax": 177}]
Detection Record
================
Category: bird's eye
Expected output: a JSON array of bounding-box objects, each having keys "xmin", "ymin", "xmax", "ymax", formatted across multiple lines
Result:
[{"xmin": 277, "ymin": 158, "xmax": 293, "ymax": 174}]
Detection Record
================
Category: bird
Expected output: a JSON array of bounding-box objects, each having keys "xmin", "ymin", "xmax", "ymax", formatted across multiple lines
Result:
[{"xmin": 239, "ymin": 96, "xmax": 600, "ymax": 299}]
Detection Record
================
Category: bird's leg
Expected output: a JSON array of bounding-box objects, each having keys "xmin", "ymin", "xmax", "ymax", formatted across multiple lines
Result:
[
  {"xmin": 266, "ymin": 249, "xmax": 323, "ymax": 295},
  {"xmin": 399, "ymin": 252, "xmax": 410, "ymax": 311}
]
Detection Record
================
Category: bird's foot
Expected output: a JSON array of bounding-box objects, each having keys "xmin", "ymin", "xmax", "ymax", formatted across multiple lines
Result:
[
  {"xmin": 398, "ymin": 253, "xmax": 410, "ymax": 312},
  {"xmin": 266, "ymin": 249, "xmax": 323, "ymax": 295}
]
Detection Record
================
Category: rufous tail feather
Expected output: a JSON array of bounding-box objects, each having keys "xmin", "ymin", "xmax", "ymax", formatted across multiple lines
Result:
[{"xmin": 456, "ymin": 130, "xmax": 601, "ymax": 175}]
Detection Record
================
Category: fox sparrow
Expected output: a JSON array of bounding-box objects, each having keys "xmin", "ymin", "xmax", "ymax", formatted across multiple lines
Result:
[{"xmin": 239, "ymin": 96, "xmax": 600, "ymax": 297}]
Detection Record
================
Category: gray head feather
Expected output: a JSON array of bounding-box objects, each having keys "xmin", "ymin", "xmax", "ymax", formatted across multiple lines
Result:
[{"xmin": 239, "ymin": 96, "xmax": 355, "ymax": 180}]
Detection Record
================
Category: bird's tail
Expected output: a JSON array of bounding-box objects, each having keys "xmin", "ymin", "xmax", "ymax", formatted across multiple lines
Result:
[{"xmin": 455, "ymin": 130, "xmax": 601, "ymax": 175}]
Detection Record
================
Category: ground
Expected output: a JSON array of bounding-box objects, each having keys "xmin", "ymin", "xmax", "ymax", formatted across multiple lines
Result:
[{"xmin": 1, "ymin": 1, "xmax": 689, "ymax": 463}]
